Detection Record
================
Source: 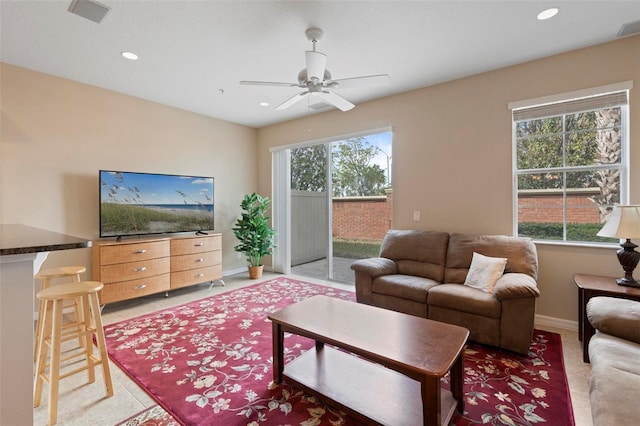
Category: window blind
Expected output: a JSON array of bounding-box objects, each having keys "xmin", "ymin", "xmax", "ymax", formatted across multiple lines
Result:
[{"xmin": 512, "ymin": 91, "xmax": 628, "ymax": 122}]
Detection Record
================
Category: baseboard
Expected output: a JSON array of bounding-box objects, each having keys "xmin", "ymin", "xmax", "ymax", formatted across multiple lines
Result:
[
  {"xmin": 535, "ymin": 314, "xmax": 578, "ymax": 332},
  {"xmin": 223, "ymin": 266, "xmax": 248, "ymax": 277}
]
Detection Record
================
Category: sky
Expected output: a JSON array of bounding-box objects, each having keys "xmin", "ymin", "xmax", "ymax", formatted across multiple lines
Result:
[
  {"xmin": 100, "ymin": 171, "xmax": 214, "ymax": 205},
  {"xmin": 362, "ymin": 131, "xmax": 392, "ymax": 183}
]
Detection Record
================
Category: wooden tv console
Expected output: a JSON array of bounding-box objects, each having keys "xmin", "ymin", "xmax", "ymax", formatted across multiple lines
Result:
[{"xmin": 91, "ymin": 233, "xmax": 222, "ymax": 304}]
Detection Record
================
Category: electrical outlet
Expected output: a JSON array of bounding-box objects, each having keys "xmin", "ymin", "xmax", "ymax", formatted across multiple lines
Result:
[
  {"xmin": 413, "ymin": 211, "xmax": 421, "ymax": 221},
  {"xmin": 236, "ymin": 252, "xmax": 242, "ymax": 259}
]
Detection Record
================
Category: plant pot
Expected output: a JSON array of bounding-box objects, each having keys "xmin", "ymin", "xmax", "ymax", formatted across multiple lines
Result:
[{"xmin": 248, "ymin": 265, "xmax": 264, "ymax": 279}]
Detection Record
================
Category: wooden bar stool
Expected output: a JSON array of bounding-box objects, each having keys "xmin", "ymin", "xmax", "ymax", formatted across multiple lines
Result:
[
  {"xmin": 34, "ymin": 281, "xmax": 113, "ymax": 425},
  {"xmin": 34, "ymin": 266, "xmax": 86, "ymax": 361}
]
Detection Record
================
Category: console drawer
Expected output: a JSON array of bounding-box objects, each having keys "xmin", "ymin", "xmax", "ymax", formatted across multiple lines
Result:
[
  {"xmin": 99, "ymin": 257, "xmax": 170, "ymax": 283},
  {"xmin": 170, "ymin": 251, "xmax": 221, "ymax": 272},
  {"xmin": 99, "ymin": 274, "xmax": 170, "ymax": 304},
  {"xmin": 171, "ymin": 264, "xmax": 222, "ymax": 289},
  {"xmin": 171, "ymin": 235, "xmax": 221, "ymax": 256},
  {"xmin": 99, "ymin": 240, "xmax": 169, "ymax": 265}
]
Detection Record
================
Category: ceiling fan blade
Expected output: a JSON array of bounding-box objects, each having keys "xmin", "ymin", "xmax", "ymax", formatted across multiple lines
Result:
[
  {"xmin": 305, "ymin": 51, "xmax": 327, "ymax": 82},
  {"xmin": 240, "ymin": 80, "xmax": 300, "ymax": 87},
  {"xmin": 275, "ymin": 91, "xmax": 309, "ymax": 110},
  {"xmin": 318, "ymin": 90, "xmax": 355, "ymax": 112},
  {"xmin": 330, "ymin": 74, "xmax": 390, "ymax": 89}
]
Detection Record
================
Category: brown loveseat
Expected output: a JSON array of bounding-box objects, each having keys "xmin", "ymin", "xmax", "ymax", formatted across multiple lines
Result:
[{"xmin": 350, "ymin": 230, "xmax": 540, "ymax": 354}]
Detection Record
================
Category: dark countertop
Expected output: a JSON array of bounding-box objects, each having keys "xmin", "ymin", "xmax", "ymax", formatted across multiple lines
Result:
[{"xmin": 0, "ymin": 224, "xmax": 91, "ymax": 256}]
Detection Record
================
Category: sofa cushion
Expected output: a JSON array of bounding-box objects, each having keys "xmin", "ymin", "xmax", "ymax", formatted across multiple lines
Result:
[
  {"xmin": 463, "ymin": 252, "xmax": 507, "ymax": 293},
  {"xmin": 587, "ymin": 296, "xmax": 640, "ymax": 344},
  {"xmin": 444, "ymin": 233, "xmax": 538, "ymax": 283},
  {"xmin": 427, "ymin": 283, "xmax": 501, "ymax": 318},
  {"xmin": 589, "ymin": 364, "xmax": 640, "ymax": 426},
  {"xmin": 589, "ymin": 332, "xmax": 640, "ymax": 376},
  {"xmin": 372, "ymin": 274, "xmax": 439, "ymax": 303},
  {"xmin": 379, "ymin": 230, "xmax": 449, "ymax": 281}
]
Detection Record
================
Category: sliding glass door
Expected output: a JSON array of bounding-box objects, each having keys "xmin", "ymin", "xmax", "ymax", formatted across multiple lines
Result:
[
  {"xmin": 274, "ymin": 129, "xmax": 393, "ymax": 283},
  {"xmin": 289, "ymin": 144, "xmax": 331, "ymax": 279}
]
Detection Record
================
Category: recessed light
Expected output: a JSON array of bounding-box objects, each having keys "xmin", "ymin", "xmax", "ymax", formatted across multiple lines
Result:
[
  {"xmin": 537, "ymin": 8, "xmax": 559, "ymax": 21},
  {"xmin": 259, "ymin": 102, "xmax": 270, "ymax": 107},
  {"xmin": 121, "ymin": 51, "xmax": 138, "ymax": 60}
]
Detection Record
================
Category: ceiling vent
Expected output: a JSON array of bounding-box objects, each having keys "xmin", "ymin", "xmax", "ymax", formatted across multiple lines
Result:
[
  {"xmin": 68, "ymin": 0, "xmax": 111, "ymax": 24},
  {"xmin": 617, "ymin": 20, "xmax": 640, "ymax": 38}
]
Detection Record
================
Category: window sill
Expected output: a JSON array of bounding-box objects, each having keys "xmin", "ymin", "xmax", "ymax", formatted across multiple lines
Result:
[{"xmin": 530, "ymin": 239, "xmax": 620, "ymax": 250}]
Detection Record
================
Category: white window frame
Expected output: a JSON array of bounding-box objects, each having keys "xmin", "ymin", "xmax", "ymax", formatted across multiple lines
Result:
[{"xmin": 509, "ymin": 81, "xmax": 632, "ymax": 246}]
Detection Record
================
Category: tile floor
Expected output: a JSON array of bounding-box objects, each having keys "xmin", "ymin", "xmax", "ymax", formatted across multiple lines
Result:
[{"xmin": 33, "ymin": 272, "xmax": 593, "ymax": 426}]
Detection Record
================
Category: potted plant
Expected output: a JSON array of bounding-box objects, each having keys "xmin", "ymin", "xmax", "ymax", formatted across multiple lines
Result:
[{"xmin": 232, "ymin": 192, "xmax": 276, "ymax": 279}]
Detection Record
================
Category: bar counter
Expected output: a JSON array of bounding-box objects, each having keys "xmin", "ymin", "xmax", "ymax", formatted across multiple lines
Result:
[{"xmin": 0, "ymin": 224, "xmax": 91, "ymax": 425}]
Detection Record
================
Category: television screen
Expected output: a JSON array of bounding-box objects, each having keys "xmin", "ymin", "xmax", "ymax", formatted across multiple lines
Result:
[{"xmin": 99, "ymin": 170, "xmax": 214, "ymax": 238}]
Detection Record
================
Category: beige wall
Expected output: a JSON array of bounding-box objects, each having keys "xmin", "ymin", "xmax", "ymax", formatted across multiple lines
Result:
[
  {"xmin": 257, "ymin": 35, "xmax": 640, "ymax": 323},
  {"xmin": 1, "ymin": 63, "xmax": 258, "ymax": 278}
]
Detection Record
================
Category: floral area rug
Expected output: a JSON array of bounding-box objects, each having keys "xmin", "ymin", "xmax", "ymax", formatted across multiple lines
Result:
[{"xmin": 105, "ymin": 277, "xmax": 574, "ymax": 426}]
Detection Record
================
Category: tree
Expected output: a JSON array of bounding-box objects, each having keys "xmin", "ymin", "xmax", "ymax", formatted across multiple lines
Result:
[
  {"xmin": 290, "ymin": 138, "xmax": 387, "ymax": 197},
  {"xmin": 332, "ymin": 138, "xmax": 386, "ymax": 197},
  {"xmin": 590, "ymin": 108, "xmax": 621, "ymax": 221},
  {"xmin": 516, "ymin": 107, "xmax": 622, "ymax": 223},
  {"xmin": 290, "ymin": 145, "xmax": 327, "ymax": 191},
  {"xmin": 516, "ymin": 114, "xmax": 598, "ymax": 190}
]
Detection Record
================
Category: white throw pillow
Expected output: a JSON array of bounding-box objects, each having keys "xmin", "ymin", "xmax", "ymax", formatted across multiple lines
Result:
[{"xmin": 463, "ymin": 252, "xmax": 507, "ymax": 293}]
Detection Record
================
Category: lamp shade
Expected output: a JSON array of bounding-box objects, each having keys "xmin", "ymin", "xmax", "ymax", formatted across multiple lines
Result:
[{"xmin": 597, "ymin": 205, "xmax": 640, "ymax": 239}]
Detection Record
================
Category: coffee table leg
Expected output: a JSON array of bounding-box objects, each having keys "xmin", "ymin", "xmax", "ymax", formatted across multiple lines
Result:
[
  {"xmin": 421, "ymin": 377, "xmax": 440, "ymax": 426},
  {"xmin": 450, "ymin": 351, "xmax": 464, "ymax": 413},
  {"xmin": 272, "ymin": 322, "xmax": 284, "ymax": 384}
]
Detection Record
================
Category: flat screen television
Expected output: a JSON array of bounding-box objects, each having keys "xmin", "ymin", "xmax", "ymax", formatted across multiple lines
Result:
[{"xmin": 99, "ymin": 170, "xmax": 214, "ymax": 238}]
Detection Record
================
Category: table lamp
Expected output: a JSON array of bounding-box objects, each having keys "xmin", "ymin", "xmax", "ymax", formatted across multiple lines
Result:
[{"xmin": 597, "ymin": 205, "xmax": 640, "ymax": 287}]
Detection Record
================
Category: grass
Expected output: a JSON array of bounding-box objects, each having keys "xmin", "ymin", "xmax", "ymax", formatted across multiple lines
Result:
[
  {"xmin": 101, "ymin": 203, "xmax": 214, "ymax": 236},
  {"xmin": 332, "ymin": 239, "xmax": 382, "ymax": 259},
  {"xmin": 518, "ymin": 222, "xmax": 618, "ymax": 243}
]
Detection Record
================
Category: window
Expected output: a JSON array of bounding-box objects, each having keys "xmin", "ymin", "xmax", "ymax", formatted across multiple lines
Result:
[{"xmin": 511, "ymin": 84, "xmax": 630, "ymax": 244}]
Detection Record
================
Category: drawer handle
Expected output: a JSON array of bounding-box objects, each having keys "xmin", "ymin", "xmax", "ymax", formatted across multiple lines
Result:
[
  {"xmin": 196, "ymin": 258, "xmax": 204, "ymax": 263},
  {"xmin": 134, "ymin": 284, "xmax": 147, "ymax": 290},
  {"xmin": 195, "ymin": 273, "xmax": 205, "ymax": 278},
  {"xmin": 133, "ymin": 266, "xmax": 147, "ymax": 272},
  {"xmin": 194, "ymin": 243, "xmax": 205, "ymax": 247},
  {"xmin": 133, "ymin": 249, "xmax": 147, "ymax": 254}
]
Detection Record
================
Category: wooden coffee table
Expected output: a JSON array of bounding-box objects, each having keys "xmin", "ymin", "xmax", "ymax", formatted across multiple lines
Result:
[{"xmin": 268, "ymin": 295, "xmax": 469, "ymax": 426}]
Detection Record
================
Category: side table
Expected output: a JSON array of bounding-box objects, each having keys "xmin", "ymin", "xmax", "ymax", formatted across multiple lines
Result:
[{"xmin": 574, "ymin": 273, "xmax": 640, "ymax": 362}]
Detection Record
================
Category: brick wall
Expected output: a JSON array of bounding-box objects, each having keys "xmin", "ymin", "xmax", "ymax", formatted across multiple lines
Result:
[
  {"xmin": 518, "ymin": 189, "xmax": 603, "ymax": 224},
  {"xmin": 332, "ymin": 190, "xmax": 392, "ymax": 241},
  {"xmin": 331, "ymin": 189, "xmax": 604, "ymax": 241}
]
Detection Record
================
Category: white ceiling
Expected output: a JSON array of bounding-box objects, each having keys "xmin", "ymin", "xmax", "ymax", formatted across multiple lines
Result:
[{"xmin": 1, "ymin": 1, "xmax": 639, "ymax": 128}]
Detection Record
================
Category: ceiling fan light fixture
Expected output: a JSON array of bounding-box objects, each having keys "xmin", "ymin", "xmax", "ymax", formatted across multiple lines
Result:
[
  {"xmin": 537, "ymin": 8, "xmax": 559, "ymax": 21},
  {"xmin": 240, "ymin": 27, "xmax": 389, "ymax": 113},
  {"xmin": 121, "ymin": 51, "xmax": 138, "ymax": 60}
]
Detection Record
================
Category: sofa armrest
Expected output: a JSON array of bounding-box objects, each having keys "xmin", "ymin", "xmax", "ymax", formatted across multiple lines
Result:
[
  {"xmin": 350, "ymin": 257, "xmax": 397, "ymax": 278},
  {"xmin": 493, "ymin": 273, "xmax": 540, "ymax": 301},
  {"xmin": 351, "ymin": 257, "xmax": 397, "ymax": 306},
  {"xmin": 587, "ymin": 296, "xmax": 640, "ymax": 344}
]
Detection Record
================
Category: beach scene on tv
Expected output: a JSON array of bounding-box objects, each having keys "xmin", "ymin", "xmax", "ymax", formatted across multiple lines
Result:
[{"xmin": 100, "ymin": 171, "xmax": 215, "ymax": 237}]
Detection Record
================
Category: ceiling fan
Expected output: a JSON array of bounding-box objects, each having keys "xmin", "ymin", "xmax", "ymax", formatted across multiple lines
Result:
[{"xmin": 240, "ymin": 27, "xmax": 390, "ymax": 112}]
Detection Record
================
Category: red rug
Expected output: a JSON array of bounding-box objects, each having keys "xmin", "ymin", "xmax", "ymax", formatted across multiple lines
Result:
[{"xmin": 105, "ymin": 277, "xmax": 574, "ymax": 426}]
